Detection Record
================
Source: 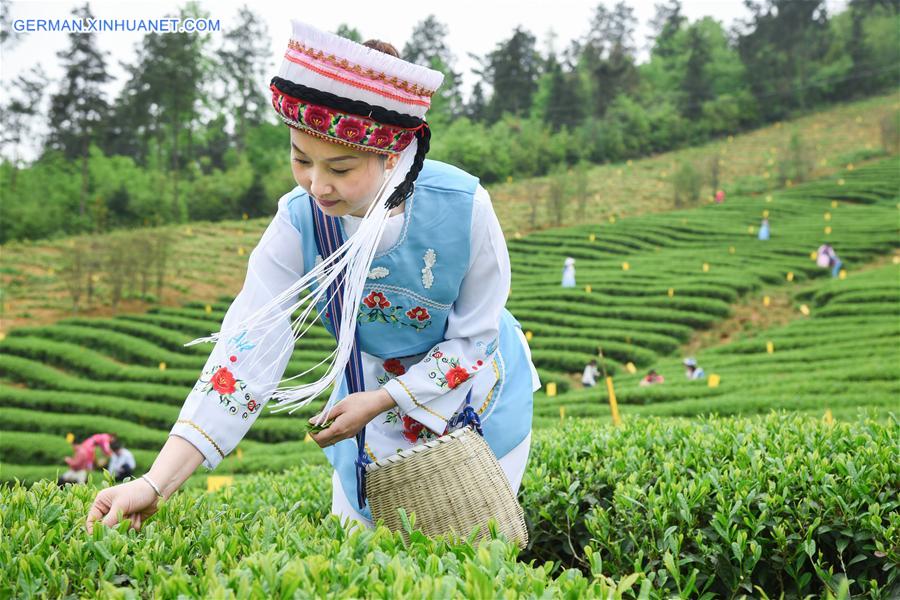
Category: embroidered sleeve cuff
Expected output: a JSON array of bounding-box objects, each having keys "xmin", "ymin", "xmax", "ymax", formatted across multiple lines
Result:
[
  {"xmin": 382, "ymin": 377, "xmax": 443, "ymax": 434},
  {"xmin": 382, "ymin": 377, "xmax": 424, "ymax": 417},
  {"xmin": 383, "ymin": 377, "xmax": 473, "ymax": 436},
  {"xmin": 169, "ymin": 420, "xmax": 226, "ymax": 470}
]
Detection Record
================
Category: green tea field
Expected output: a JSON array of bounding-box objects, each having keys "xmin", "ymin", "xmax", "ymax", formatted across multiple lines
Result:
[{"xmin": 1, "ymin": 159, "xmax": 897, "ymax": 599}]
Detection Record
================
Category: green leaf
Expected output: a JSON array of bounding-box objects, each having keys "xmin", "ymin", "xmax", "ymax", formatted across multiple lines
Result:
[
  {"xmin": 398, "ymin": 508, "xmax": 412, "ymax": 535},
  {"xmin": 663, "ymin": 551, "xmax": 679, "ymax": 583},
  {"xmin": 846, "ymin": 553, "xmax": 867, "ymax": 567},
  {"xmin": 616, "ymin": 572, "xmax": 640, "ymax": 594}
]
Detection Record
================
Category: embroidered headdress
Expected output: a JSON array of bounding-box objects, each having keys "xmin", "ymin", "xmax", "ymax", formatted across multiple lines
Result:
[
  {"xmin": 186, "ymin": 21, "xmax": 444, "ymax": 415},
  {"xmin": 270, "ymin": 21, "xmax": 443, "ymax": 208}
]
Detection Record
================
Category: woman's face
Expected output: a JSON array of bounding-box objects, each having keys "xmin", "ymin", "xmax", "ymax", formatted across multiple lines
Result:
[{"xmin": 289, "ymin": 128, "xmax": 398, "ymax": 217}]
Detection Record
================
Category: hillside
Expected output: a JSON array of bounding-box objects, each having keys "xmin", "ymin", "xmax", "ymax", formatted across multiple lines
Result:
[{"xmin": 1, "ymin": 93, "xmax": 896, "ymax": 332}]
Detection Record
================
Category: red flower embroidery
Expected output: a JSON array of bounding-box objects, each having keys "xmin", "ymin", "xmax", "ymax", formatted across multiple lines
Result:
[
  {"xmin": 446, "ymin": 366, "xmax": 470, "ymax": 389},
  {"xmin": 368, "ymin": 126, "xmax": 397, "ymax": 148},
  {"xmin": 335, "ymin": 117, "xmax": 366, "ymax": 143},
  {"xmin": 363, "ymin": 291, "xmax": 391, "ymax": 309},
  {"xmin": 229, "ymin": 355, "xmax": 238, "ymax": 363},
  {"xmin": 303, "ymin": 105, "xmax": 334, "ymax": 133},
  {"xmin": 395, "ymin": 131, "xmax": 415, "ymax": 150},
  {"xmin": 211, "ymin": 367, "xmax": 237, "ymax": 395},
  {"xmin": 281, "ymin": 98, "xmax": 301, "ymax": 121},
  {"xmin": 401, "ymin": 415, "xmax": 425, "ymax": 443},
  {"xmin": 383, "ymin": 358, "xmax": 406, "ymax": 376},
  {"xmin": 406, "ymin": 306, "xmax": 430, "ymax": 321},
  {"xmin": 247, "ymin": 400, "xmax": 257, "ymax": 412}
]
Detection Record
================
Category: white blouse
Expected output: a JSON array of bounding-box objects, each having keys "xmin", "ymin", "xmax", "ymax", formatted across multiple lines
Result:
[{"xmin": 170, "ymin": 185, "xmax": 535, "ymax": 469}]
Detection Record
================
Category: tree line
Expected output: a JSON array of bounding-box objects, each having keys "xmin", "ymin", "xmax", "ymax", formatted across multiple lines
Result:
[{"xmin": 1, "ymin": 0, "xmax": 897, "ymax": 243}]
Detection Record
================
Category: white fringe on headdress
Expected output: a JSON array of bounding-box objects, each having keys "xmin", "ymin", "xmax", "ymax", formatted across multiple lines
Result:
[{"xmin": 184, "ymin": 145, "xmax": 417, "ymax": 421}]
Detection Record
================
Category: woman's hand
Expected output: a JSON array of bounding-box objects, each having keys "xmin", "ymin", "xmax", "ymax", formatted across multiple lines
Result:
[
  {"xmin": 85, "ymin": 478, "xmax": 161, "ymax": 534},
  {"xmin": 310, "ymin": 389, "xmax": 396, "ymax": 448}
]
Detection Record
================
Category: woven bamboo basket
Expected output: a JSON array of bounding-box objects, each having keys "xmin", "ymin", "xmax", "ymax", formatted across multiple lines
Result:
[{"xmin": 365, "ymin": 426, "xmax": 528, "ymax": 548}]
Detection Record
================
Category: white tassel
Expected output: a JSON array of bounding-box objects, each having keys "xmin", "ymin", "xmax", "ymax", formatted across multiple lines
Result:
[{"xmin": 184, "ymin": 145, "xmax": 418, "ymax": 420}]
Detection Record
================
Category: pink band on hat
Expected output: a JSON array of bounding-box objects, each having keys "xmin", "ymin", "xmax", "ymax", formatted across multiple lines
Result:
[
  {"xmin": 286, "ymin": 40, "xmax": 436, "ymax": 101},
  {"xmin": 284, "ymin": 48, "xmax": 431, "ymax": 108}
]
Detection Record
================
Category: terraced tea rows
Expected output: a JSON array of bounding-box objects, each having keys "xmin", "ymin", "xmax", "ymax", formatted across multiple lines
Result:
[
  {"xmin": 508, "ymin": 160, "xmax": 898, "ymax": 392},
  {"xmin": 0, "ymin": 160, "xmax": 897, "ymax": 483},
  {"xmin": 532, "ymin": 261, "xmax": 899, "ymax": 427}
]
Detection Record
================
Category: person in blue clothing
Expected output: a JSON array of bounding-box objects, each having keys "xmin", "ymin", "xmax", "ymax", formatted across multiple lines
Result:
[
  {"xmin": 817, "ymin": 243, "xmax": 843, "ymax": 278},
  {"xmin": 683, "ymin": 358, "xmax": 705, "ymax": 380},
  {"xmin": 758, "ymin": 217, "xmax": 771, "ymax": 240},
  {"xmin": 86, "ymin": 21, "xmax": 540, "ymax": 532},
  {"xmin": 561, "ymin": 257, "xmax": 576, "ymax": 287}
]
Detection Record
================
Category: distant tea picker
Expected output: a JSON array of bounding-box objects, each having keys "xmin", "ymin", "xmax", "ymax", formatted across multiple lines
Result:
[
  {"xmin": 561, "ymin": 257, "xmax": 576, "ymax": 288},
  {"xmin": 59, "ymin": 433, "xmax": 115, "ymax": 487},
  {"xmin": 86, "ymin": 20, "xmax": 539, "ymax": 535}
]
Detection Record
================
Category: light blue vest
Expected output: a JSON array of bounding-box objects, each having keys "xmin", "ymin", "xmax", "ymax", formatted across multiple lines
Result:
[
  {"xmin": 286, "ymin": 159, "xmax": 534, "ymax": 518},
  {"xmin": 290, "ymin": 159, "xmax": 475, "ymax": 357}
]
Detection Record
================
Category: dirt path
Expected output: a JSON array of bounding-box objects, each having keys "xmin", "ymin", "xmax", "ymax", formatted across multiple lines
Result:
[{"xmin": 682, "ymin": 253, "xmax": 899, "ymax": 356}]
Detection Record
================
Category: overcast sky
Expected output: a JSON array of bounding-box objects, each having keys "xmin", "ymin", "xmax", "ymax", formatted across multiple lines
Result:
[{"xmin": 2, "ymin": 0, "xmax": 849, "ymax": 159}]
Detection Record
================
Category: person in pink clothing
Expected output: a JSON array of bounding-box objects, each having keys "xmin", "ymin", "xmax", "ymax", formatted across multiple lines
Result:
[
  {"xmin": 59, "ymin": 434, "xmax": 116, "ymax": 487},
  {"xmin": 79, "ymin": 433, "xmax": 116, "ymax": 468}
]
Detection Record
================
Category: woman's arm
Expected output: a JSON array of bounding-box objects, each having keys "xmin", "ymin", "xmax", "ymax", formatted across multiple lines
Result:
[
  {"xmin": 169, "ymin": 191, "xmax": 306, "ymax": 470},
  {"xmin": 144, "ymin": 436, "xmax": 206, "ymax": 499}
]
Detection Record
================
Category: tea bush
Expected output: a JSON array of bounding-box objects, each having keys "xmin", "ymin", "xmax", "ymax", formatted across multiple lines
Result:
[{"xmin": 2, "ymin": 415, "xmax": 894, "ymax": 598}]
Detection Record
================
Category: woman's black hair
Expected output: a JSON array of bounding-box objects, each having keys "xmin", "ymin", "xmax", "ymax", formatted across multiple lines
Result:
[{"xmin": 271, "ymin": 76, "xmax": 430, "ymax": 209}]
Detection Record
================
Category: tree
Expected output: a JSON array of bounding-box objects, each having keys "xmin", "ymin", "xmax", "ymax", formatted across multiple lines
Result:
[
  {"xmin": 402, "ymin": 15, "xmax": 463, "ymax": 124},
  {"xmin": 239, "ymin": 172, "xmax": 267, "ymax": 218},
  {"xmin": 114, "ymin": 2, "xmax": 212, "ymax": 220},
  {"xmin": 0, "ymin": 0, "xmax": 21, "ymax": 49},
  {"xmin": 217, "ymin": 6, "xmax": 272, "ymax": 152},
  {"xmin": 844, "ymin": 6, "xmax": 870, "ymax": 96},
  {"xmin": 335, "ymin": 24, "xmax": 362, "ymax": 42},
  {"xmin": 403, "ymin": 15, "xmax": 453, "ymax": 67},
  {"xmin": 465, "ymin": 81, "xmax": 487, "ymax": 122},
  {"xmin": 0, "ymin": 66, "xmax": 45, "ymax": 190},
  {"xmin": 736, "ymin": 0, "xmax": 831, "ymax": 119},
  {"xmin": 534, "ymin": 52, "xmax": 584, "ymax": 131},
  {"xmin": 681, "ymin": 25, "xmax": 713, "ymax": 119},
  {"xmin": 45, "ymin": 3, "xmax": 112, "ymax": 220},
  {"xmin": 648, "ymin": 0, "xmax": 686, "ymax": 57},
  {"xmin": 103, "ymin": 42, "xmax": 155, "ymax": 163},
  {"xmin": 579, "ymin": 1, "xmax": 639, "ymax": 119},
  {"xmin": 481, "ymin": 27, "xmax": 542, "ymax": 123}
]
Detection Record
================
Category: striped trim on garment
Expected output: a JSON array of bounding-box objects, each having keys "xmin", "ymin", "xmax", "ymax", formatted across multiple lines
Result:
[
  {"xmin": 482, "ymin": 350, "xmax": 506, "ymax": 422},
  {"xmin": 392, "ymin": 377, "xmax": 447, "ymax": 421},
  {"xmin": 283, "ymin": 49, "xmax": 431, "ymax": 107},
  {"xmin": 364, "ymin": 283, "xmax": 452, "ymax": 311},
  {"xmin": 286, "ymin": 40, "xmax": 436, "ymax": 99},
  {"xmin": 176, "ymin": 420, "xmax": 225, "ymax": 459},
  {"xmin": 478, "ymin": 359, "xmax": 502, "ymax": 414}
]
